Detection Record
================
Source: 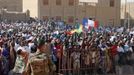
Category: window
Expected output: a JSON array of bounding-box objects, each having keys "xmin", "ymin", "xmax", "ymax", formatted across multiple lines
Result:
[
  {"xmin": 109, "ymin": 19, "xmax": 114, "ymax": 26},
  {"xmin": 56, "ymin": 0, "xmax": 61, "ymax": 5},
  {"xmin": 78, "ymin": 2, "xmax": 84, "ymax": 5},
  {"xmin": 68, "ymin": 16, "xmax": 74, "ymax": 23},
  {"xmin": 43, "ymin": 0, "xmax": 48, "ymax": 5},
  {"xmin": 110, "ymin": 0, "xmax": 114, "ymax": 7},
  {"xmin": 69, "ymin": 0, "xmax": 74, "ymax": 6},
  {"xmin": 56, "ymin": 16, "xmax": 61, "ymax": 21}
]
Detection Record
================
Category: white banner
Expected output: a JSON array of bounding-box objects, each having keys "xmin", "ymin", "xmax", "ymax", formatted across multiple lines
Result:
[
  {"xmin": 79, "ymin": 0, "xmax": 98, "ymax": 3},
  {"xmin": 116, "ymin": 27, "xmax": 124, "ymax": 33}
]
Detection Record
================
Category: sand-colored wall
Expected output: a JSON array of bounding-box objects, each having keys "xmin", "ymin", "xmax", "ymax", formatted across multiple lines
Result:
[
  {"xmin": 0, "ymin": 0, "xmax": 22, "ymax": 12},
  {"xmin": 24, "ymin": 0, "xmax": 121, "ymax": 26},
  {"xmin": 23, "ymin": 0, "xmax": 38, "ymax": 18}
]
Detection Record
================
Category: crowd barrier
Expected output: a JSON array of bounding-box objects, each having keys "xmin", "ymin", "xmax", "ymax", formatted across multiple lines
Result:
[{"xmin": 52, "ymin": 48, "xmax": 130, "ymax": 75}]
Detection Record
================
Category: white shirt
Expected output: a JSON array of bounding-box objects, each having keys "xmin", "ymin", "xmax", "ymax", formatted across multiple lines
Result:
[
  {"xmin": 14, "ymin": 43, "xmax": 20, "ymax": 52},
  {"xmin": 23, "ymin": 46, "xmax": 31, "ymax": 53},
  {"xmin": 129, "ymin": 47, "xmax": 133, "ymax": 52},
  {"xmin": 117, "ymin": 46, "xmax": 124, "ymax": 53},
  {"xmin": 28, "ymin": 43, "xmax": 34, "ymax": 51},
  {"xmin": 110, "ymin": 36, "xmax": 116, "ymax": 42},
  {"xmin": 17, "ymin": 46, "xmax": 26, "ymax": 52}
]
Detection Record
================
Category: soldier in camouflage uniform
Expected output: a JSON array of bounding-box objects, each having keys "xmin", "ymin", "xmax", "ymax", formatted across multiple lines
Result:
[{"xmin": 25, "ymin": 39, "xmax": 56, "ymax": 75}]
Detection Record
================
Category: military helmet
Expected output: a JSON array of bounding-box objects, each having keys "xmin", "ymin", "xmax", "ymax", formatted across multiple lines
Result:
[{"xmin": 37, "ymin": 38, "xmax": 47, "ymax": 47}]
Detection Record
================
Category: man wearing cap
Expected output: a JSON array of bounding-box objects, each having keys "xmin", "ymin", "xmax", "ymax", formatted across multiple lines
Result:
[{"xmin": 25, "ymin": 39, "xmax": 56, "ymax": 75}]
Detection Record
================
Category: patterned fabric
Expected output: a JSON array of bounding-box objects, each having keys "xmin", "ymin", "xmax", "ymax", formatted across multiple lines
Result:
[
  {"xmin": 71, "ymin": 52, "xmax": 81, "ymax": 69},
  {"xmin": 25, "ymin": 50, "xmax": 56, "ymax": 75},
  {"xmin": 71, "ymin": 52, "xmax": 81, "ymax": 63},
  {"xmin": 13, "ymin": 55, "xmax": 25, "ymax": 74},
  {"xmin": 85, "ymin": 52, "xmax": 91, "ymax": 65}
]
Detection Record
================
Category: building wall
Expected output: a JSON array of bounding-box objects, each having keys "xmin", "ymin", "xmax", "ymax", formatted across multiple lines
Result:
[
  {"xmin": 121, "ymin": 3, "xmax": 134, "ymax": 19},
  {"xmin": 0, "ymin": 0, "xmax": 22, "ymax": 12},
  {"xmin": 23, "ymin": 0, "xmax": 38, "ymax": 18},
  {"xmin": 121, "ymin": 3, "xmax": 134, "ymax": 26},
  {"xmin": 96, "ymin": 0, "xmax": 121, "ymax": 26},
  {"xmin": 0, "ymin": 9, "xmax": 29, "ymax": 22},
  {"xmin": 25, "ymin": 0, "xmax": 121, "ymax": 26}
]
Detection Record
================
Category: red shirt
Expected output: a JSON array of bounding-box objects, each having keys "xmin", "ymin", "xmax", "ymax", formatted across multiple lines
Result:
[
  {"xmin": 111, "ymin": 45, "xmax": 117, "ymax": 56},
  {"xmin": 56, "ymin": 44, "xmax": 63, "ymax": 59}
]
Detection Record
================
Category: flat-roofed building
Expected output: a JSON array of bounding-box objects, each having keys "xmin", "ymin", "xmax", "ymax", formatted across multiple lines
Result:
[
  {"xmin": 23, "ymin": 0, "xmax": 121, "ymax": 26},
  {"xmin": 0, "ymin": 0, "xmax": 22, "ymax": 12}
]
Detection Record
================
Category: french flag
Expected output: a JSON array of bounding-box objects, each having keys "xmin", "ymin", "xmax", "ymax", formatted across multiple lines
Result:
[
  {"xmin": 83, "ymin": 19, "xmax": 98, "ymax": 31},
  {"xmin": 88, "ymin": 19, "xmax": 98, "ymax": 28}
]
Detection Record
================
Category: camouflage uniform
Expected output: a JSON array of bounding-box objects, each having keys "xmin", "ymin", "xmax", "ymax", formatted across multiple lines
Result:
[
  {"xmin": 71, "ymin": 52, "xmax": 81, "ymax": 70},
  {"xmin": 25, "ymin": 50, "xmax": 56, "ymax": 75},
  {"xmin": 12, "ymin": 55, "xmax": 25, "ymax": 74}
]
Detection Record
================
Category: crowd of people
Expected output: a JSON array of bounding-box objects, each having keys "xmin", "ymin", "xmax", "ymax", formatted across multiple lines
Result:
[{"xmin": 0, "ymin": 19, "xmax": 134, "ymax": 75}]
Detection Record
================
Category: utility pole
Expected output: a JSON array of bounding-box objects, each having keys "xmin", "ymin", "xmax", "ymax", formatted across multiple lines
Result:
[
  {"xmin": 85, "ymin": 3, "xmax": 87, "ymax": 18},
  {"xmin": 74, "ymin": 0, "xmax": 77, "ymax": 24},
  {"xmin": 63, "ymin": 0, "xmax": 64, "ymax": 21},
  {"xmin": 128, "ymin": 2, "xmax": 130, "ymax": 29},
  {"xmin": 95, "ymin": 3, "xmax": 97, "ymax": 20},
  {"xmin": 124, "ymin": 0, "xmax": 127, "ymax": 28},
  {"xmin": 49, "ymin": 0, "xmax": 52, "ymax": 18}
]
